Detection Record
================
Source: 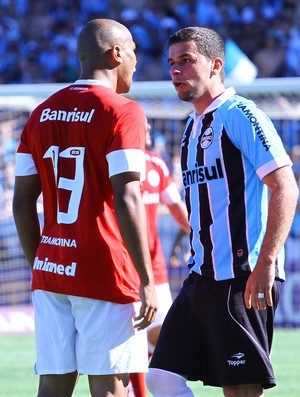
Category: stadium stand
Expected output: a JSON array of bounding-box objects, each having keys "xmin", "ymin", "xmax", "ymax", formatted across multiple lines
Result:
[{"xmin": 0, "ymin": 0, "xmax": 300, "ymax": 84}]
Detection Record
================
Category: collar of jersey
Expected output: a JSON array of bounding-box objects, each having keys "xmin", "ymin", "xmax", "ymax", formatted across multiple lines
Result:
[
  {"xmin": 73, "ymin": 79, "xmax": 111, "ymax": 89},
  {"xmin": 190, "ymin": 86, "xmax": 236, "ymax": 119}
]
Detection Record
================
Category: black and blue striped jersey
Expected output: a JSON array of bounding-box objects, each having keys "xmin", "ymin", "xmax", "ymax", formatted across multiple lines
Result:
[{"xmin": 181, "ymin": 87, "xmax": 291, "ymax": 281}]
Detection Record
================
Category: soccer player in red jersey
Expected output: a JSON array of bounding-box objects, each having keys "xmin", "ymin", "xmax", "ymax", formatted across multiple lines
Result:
[
  {"xmin": 130, "ymin": 124, "xmax": 189, "ymax": 397},
  {"xmin": 13, "ymin": 19, "xmax": 157, "ymax": 397}
]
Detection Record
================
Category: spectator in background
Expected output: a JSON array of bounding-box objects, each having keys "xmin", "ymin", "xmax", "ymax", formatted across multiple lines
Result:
[
  {"xmin": 50, "ymin": 44, "xmax": 78, "ymax": 82},
  {"xmin": 253, "ymin": 33, "xmax": 286, "ymax": 77},
  {"xmin": 286, "ymin": 27, "xmax": 300, "ymax": 76}
]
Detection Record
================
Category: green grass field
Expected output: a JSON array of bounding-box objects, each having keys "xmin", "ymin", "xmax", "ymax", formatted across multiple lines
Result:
[{"xmin": 0, "ymin": 329, "xmax": 299, "ymax": 396}]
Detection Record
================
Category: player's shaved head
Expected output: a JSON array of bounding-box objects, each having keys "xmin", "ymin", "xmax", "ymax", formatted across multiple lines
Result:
[
  {"xmin": 78, "ymin": 19, "xmax": 132, "ymax": 65},
  {"xmin": 77, "ymin": 18, "xmax": 137, "ymax": 93}
]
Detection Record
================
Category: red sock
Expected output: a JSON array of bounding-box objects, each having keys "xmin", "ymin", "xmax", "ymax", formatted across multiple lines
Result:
[{"xmin": 129, "ymin": 372, "xmax": 147, "ymax": 397}]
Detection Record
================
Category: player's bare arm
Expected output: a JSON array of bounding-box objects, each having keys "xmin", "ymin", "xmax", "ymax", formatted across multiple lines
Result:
[
  {"xmin": 167, "ymin": 201, "xmax": 190, "ymax": 234},
  {"xmin": 244, "ymin": 165, "xmax": 299, "ymax": 311},
  {"xmin": 13, "ymin": 174, "xmax": 42, "ymax": 269},
  {"xmin": 110, "ymin": 171, "xmax": 158, "ymax": 329}
]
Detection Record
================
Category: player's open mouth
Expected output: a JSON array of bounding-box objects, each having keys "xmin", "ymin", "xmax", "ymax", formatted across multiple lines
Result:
[{"xmin": 173, "ymin": 82, "xmax": 184, "ymax": 88}]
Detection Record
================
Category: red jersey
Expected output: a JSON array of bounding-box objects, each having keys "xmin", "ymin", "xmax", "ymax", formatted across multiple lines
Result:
[
  {"xmin": 15, "ymin": 80, "xmax": 147, "ymax": 303},
  {"xmin": 143, "ymin": 150, "xmax": 182, "ymax": 285}
]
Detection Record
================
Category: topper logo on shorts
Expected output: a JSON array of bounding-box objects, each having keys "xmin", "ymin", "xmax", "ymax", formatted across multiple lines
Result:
[
  {"xmin": 33, "ymin": 257, "xmax": 77, "ymax": 276},
  {"xmin": 227, "ymin": 352, "xmax": 246, "ymax": 366}
]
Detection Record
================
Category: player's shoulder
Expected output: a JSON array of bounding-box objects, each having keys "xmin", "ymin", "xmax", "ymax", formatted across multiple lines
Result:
[
  {"xmin": 30, "ymin": 84, "xmax": 73, "ymax": 113},
  {"xmin": 221, "ymin": 93, "xmax": 268, "ymax": 126},
  {"xmin": 96, "ymin": 87, "xmax": 145, "ymax": 117},
  {"xmin": 146, "ymin": 149, "xmax": 164, "ymax": 163},
  {"xmin": 30, "ymin": 84, "xmax": 144, "ymax": 120},
  {"xmin": 87, "ymin": 85, "xmax": 141, "ymax": 107},
  {"xmin": 225, "ymin": 93, "xmax": 262, "ymax": 116}
]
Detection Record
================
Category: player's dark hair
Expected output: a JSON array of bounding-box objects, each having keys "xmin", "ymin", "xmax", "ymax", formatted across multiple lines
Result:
[{"xmin": 168, "ymin": 27, "xmax": 225, "ymax": 81}]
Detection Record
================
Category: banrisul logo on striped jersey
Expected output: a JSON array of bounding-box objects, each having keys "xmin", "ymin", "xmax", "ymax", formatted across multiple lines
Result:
[
  {"xmin": 182, "ymin": 158, "xmax": 224, "ymax": 188},
  {"xmin": 39, "ymin": 108, "xmax": 95, "ymax": 123}
]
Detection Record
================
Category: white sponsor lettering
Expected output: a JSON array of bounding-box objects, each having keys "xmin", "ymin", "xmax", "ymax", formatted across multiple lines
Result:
[
  {"xmin": 40, "ymin": 108, "xmax": 95, "ymax": 123},
  {"xmin": 41, "ymin": 235, "xmax": 77, "ymax": 247},
  {"xmin": 143, "ymin": 192, "xmax": 160, "ymax": 204},
  {"xmin": 33, "ymin": 257, "xmax": 77, "ymax": 276}
]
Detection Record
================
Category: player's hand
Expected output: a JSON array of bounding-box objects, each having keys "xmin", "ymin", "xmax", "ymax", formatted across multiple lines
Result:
[
  {"xmin": 170, "ymin": 254, "xmax": 181, "ymax": 268},
  {"xmin": 134, "ymin": 283, "xmax": 158, "ymax": 330},
  {"xmin": 244, "ymin": 262, "xmax": 275, "ymax": 311}
]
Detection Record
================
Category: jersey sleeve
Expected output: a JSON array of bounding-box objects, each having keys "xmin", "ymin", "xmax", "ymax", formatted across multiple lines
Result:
[
  {"xmin": 160, "ymin": 181, "xmax": 182, "ymax": 205},
  {"xmin": 14, "ymin": 121, "xmax": 38, "ymax": 176},
  {"xmin": 149, "ymin": 151, "xmax": 182, "ymax": 205},
  {"xmin": 15, "ymin": 153, "xmax": 38, "ymax": 176},
  {"xmin": 106, "ymin": 149, "xmax": 146, "ymax": 179},
  {"xmin": 225, "ymin": 99, "xmax": 292, "ymax": 179}
]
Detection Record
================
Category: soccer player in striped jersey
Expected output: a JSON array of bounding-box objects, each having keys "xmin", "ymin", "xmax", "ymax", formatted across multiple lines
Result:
[
  {"xmin": 13, "ymin": 19, "xmax": 157, "ymax": 397},
  {"xmin": 147, "ymin": 27, "xmax": 299, "ymax": 397}
]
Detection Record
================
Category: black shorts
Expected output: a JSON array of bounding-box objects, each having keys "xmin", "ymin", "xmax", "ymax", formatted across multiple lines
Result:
[{"xmin": 149, "ymin": 272, "xmax": 281, "ymax": 389}]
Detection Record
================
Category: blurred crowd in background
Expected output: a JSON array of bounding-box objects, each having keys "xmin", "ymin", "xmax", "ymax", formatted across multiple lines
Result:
[{"xmin": 1, "ymin": 0, "xmax": 300, "ymax": 84}]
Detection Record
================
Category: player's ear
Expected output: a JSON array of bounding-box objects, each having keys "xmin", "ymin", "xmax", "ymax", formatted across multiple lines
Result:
[
  {"xmin": 211, "ymin": 57, "xmax": 223, "ymax": 77},
  {"xmin": 111, "ymin": 45, "xmax": 123, "ymax": 65}
]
